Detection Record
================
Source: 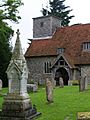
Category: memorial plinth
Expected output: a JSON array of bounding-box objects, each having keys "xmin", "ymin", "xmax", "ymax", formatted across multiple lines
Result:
[{"xmin": 0, "ymin": 29, "xmax": 41, "ymax": 120}]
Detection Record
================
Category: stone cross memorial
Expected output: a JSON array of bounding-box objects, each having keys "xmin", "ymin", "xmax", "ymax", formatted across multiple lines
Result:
[{"xmin": 0, "ymin": 29, "xmax": 41, "ymax": 120}]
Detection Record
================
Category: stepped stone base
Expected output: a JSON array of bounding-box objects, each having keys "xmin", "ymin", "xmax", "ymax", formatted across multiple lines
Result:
[
  {"xmin": 0, "ymin": 93, "xmax": 41, "ymax": 120},
  {"xmin": 0, "ymin": 111, "xmax": 41, "ymax": 120},
  {"xmin": 0, "ymin": 107, "xmax": 41, "ymax": 120}
]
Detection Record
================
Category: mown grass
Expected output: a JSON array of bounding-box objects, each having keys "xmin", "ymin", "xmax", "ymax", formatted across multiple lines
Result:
[
  {"xmin": 30, "ymin": 86, "xmax": 90, "ymax": 120},
  {"xmin": 0, "ymin": 88, "xmax": 8, "ymax": 109},
  {"xmin": 0, "ymin": 86, "xmax": 90, "ymax": 120}
]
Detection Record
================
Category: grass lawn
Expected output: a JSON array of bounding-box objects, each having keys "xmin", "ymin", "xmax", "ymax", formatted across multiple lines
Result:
[{"xmin": 0, "ymin": 86, "xmax": 90, "ymax": 120}]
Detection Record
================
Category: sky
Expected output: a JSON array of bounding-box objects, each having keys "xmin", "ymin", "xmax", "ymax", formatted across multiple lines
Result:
[{"xmin": 10, "ymin": 0, "xmax": 90, "ymax": 53}]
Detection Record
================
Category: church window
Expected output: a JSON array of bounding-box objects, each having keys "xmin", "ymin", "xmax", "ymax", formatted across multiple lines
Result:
[
  {"xmin": 44, "ymin": 62, "xmax": 51, "ymax": 73},
  {"xmin": 44, "ymin": 62, "xmax": 47, "ymax": 73},
  {"xmin": 57, "ymin": 48, "xmax": 65, "ymax": 54},
  {"xmin": 40, "ymin": 22, "xmax": 44, "ymax": 27},
  {"xmin": 83, "ymin": 42, "xmax": 90, "ymax": 51}
]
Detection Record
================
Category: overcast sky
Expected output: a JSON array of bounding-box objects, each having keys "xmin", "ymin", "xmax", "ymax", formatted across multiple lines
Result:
[{"xmin": 10, "ymin": 0, "xmax": 90, "ymax": 52}]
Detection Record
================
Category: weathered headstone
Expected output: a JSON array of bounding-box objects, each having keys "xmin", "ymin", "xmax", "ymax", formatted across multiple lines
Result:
[
  {"xmin": 59, "ymin": 77, "xmax": 64, "ymax": 88},
  {"xmin": 79, "ymin": 76, "xmax": 88, "ymax": 92},
  {"xmin": 0, "ymin": 79, "xmax": 2, "ymax": 90},
  {"xmin": 45, "ymin": 78, "xmax": 53, "ymax": 103},
  {"xmin": 34, "ymin": 81, "xmax": 38, "ymax": 89},
  {"xmin": 84, "ymin": 76, "xmax": 88, "ymax": 90},
  {"xmin": 68, "ymin": 80, "xmax": 72, "ymax": 86},
  {"xmin": 27, "ymin": 84, "xmax": 38, "ymax": 92},
  {"xmin": 0, "ymin": 29, "xmax": 41, "ymax": 120}
]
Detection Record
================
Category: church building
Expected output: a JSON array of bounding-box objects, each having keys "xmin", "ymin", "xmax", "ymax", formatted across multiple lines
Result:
[{"xmin": 25, "ymin": 15, "xmax": 90, "ymax": 86}]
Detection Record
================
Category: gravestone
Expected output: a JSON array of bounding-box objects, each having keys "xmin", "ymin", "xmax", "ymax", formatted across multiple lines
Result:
[
  {"xmin": 0, "ymin": 29, "xmax": 41, "ymax": 120},
  {"xmin": 59, "ymin": 77, "xmax": 64, "ymax": 88},
  {"xmin": 0, "ymin": 79, "xmax": 2, "ymax": 90},
  {"xmin": 79, "ymin": 76, "xmax": 88, "ymax": 92},
  {"xmin": 34, "ymin": 82, "xmax": 38, "ymax": 89},
  {"xmin": 27, "ymin": 84, "xmax": 38, "ymax": 92},
  {"xmin": 68, "ymin": 80, "xmax": 72, "ymax": 86},
  {"xmin": 45, "ymin": 78, "xmax": 53, "ymax": 103}
]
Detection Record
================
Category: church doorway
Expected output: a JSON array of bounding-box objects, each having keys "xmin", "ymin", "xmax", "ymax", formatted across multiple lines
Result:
[{"xmin": 55, "ymin": 67, "xmax": 69, "ymax": 86}]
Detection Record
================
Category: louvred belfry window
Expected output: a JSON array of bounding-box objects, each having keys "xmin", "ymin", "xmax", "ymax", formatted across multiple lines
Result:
[{"xmin": 57, "ymin": 48, "xmax": 65, "ymax": 54}]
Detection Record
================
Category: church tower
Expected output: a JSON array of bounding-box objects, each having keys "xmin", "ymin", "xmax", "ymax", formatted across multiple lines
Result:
[{"xmin": 33, "ymin": 15, "xmax": 61, "ymax": 38}]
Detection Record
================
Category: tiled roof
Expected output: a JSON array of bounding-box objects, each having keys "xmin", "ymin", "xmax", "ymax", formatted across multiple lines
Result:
[{"xmin": 25, "ymin": 24, "xmax": 90, "ymax": 65}]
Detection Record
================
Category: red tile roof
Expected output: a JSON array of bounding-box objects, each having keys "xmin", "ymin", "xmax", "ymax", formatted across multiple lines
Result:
[{"xmin": 25, "ymin": 24, "xmax": 90, "ymax": 66}]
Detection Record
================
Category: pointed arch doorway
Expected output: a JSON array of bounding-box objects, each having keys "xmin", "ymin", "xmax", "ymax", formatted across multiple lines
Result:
[{"xmin": 55, "ymin": 67, "xmax": 69, "ymax": 86}]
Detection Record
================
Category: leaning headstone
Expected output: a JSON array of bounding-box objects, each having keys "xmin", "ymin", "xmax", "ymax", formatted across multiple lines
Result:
[
  {"xmin": 0, "ymin": 79, "xmax": 2, "ymax": 90},
  {"xmin": 0, "ymin": 29, "xmax": 41, "ymax": 120},
  {"xmin": 46, "ymin": 78, "xmax": 53, "ymax": 103},
  {"xmin": 59, "ymin": 77, "xmax": 64, "ymax": 88}
]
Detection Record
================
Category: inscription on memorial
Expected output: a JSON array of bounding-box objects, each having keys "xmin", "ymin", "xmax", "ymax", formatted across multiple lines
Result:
[{"xmin": 11, "ymin": 69, "xmax": 20, "ymax": 93}]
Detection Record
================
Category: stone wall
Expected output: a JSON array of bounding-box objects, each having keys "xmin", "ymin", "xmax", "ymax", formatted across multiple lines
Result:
[
  {"xmin": 72, "ymin": 68, "xmax": 80, "ymax": 80},
  {"xmin": 26, "ymin": 56, "xmax": 88, "ymax": 86},
  {"xmin": 33, "ymin": 16, "xmax": 61, "ymax": 38},
  {"xmin": 26, "ymin": 56, "xmax": 55, "ymax": 85},
  {"xmin": 52, "ymin": 16, "xmax": 61, "ymax": 34}
]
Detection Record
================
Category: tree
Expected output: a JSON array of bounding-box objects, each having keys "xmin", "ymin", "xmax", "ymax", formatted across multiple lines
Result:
[
  {"xmin": 0, "ymin": 0, "xmax": 23, "ymax": 87},
  {"xmin": 41, "ymin": 0, "xmax": 74, "ymax": 26}
]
